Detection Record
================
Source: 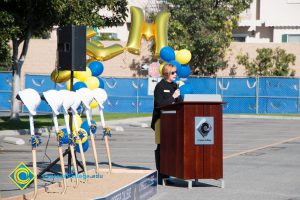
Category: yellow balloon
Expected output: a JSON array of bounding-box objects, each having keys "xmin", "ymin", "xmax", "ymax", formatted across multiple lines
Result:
[
  {"xmin": 174, "ymin": 50, "xmax": 179, "ymax": 57},
  {"xmin": 67, "ymin": 114, "xmax": 83, "ymax": 131},
  {"xmin": 74, "ymin": 68, "xmax": 92, "ymax": 82},
  {"xmin": 84, "ymin": 76, "xmax": 99, "ymax": 90},
  {"xmin": 73, "ymin": 128, "xmax": 88, "ymax": 144},
  {"xmin": 126, "ymin": 6, "xmax": 170, "ymax": 57},
  {"xmin": 50, "ymin": 70, "xmax": 70, "ymax": 83},
  {"xmin": 90, "ymin": 99, "xmax": 99, "ymax": 109},
  {"xmin": 66, "ymin": 78, "xmax": 79, "ymax": 91},
  {"xmin": 159, "ymin": 62, "xmax": 167, "ymax": 76},
  {"xmin": 176, "ymin": 49, "xmax": 192, "ymax": 64}
]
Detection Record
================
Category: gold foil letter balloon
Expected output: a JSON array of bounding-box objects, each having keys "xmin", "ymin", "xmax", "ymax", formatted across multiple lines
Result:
[
  {"xmin": 126, "ymin": 6, "xmax": 170, "ymax": 57},
  {"xmin": 86, "ymin": 27, "xmax": 124, "ymax": 61},
  {"xmin": 51, "ymin": 69, "xmax": 71, "ymax": 83}
]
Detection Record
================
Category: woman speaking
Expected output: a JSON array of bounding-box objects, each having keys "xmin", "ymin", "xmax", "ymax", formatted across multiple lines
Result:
[{"xmin": 151, "ymin": 63, "xmax": 182, "ymax": 184}]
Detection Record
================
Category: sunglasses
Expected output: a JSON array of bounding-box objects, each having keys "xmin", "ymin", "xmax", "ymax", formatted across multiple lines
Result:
[{"xmin": 171, "ymin": 71, "xmax": 177, "ymax": 75}]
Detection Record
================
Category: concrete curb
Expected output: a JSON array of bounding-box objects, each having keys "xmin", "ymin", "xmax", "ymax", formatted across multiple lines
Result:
[
  {"xmin": 1, "ymin": 115, "xmax": 299, "ymax": 137},
  {"xmin": 223, "ymin": 114, "xmax": 300, "ymax": 120},
  {"xmin": 0, "ymin": 117, "xmax": 153, "ymax": 137}
]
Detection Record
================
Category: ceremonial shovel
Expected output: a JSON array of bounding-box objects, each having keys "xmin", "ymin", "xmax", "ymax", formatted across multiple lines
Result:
[
  {"xmin": 93, "ymin": 88, "xmax": 112, "ymax": 173},
  {"xmin": 59, "ymin": 90, "xmax": 81, "ymax": 185},
  {"xmin": 76, "ymin": 88, "xmax": 100, "ymax": 174},
  {"xmin": 17, "ymin": 89, "xmax": 41, "ymax": 200},
  {"xmin": 42, "ymin": 90, "xmax": 67, "ymax": 193}
]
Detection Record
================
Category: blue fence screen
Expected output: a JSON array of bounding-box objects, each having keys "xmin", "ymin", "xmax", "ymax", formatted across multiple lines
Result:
[
  {"xmin": 0, "ymin": 73, "xmax": 299, "ymax": 114},
  {"xmin": 0, "ymin": 72, "xmax": 12, "ymax": 111}
]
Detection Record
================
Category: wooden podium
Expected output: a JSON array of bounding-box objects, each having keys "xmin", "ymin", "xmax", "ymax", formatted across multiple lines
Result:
[{"xmin": 159, "ymin": 101, "xmax": 223, "ymax": 187}]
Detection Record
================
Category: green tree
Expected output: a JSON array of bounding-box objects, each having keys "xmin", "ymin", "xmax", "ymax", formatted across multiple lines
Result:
[
  {"xmin": 0, "ymin": 40, "xmax": 12, "ymax": 71},
  {"xmin": 236, "ymin": 47, "xmax": 296, "ymax": 76},
  {"xmin": 0, "ymin": 11, "xmax": 14, "ymax": 71},
  {"xmin": 165, "ymin": 0, "xmax": 252, "ymax": 76},
  {"xmin": 0, "ymin": 0, "xmax": 128, "ymax": 120}
]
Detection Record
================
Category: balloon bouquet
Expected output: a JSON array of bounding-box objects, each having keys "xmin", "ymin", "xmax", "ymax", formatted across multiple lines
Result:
[
  {"xmin": 45, "ymin": 4, "xmax": 193, "ymax": 185},
  {"xmin": 159, "ymin": 46, "xmax": 193, "ymax": 97}
]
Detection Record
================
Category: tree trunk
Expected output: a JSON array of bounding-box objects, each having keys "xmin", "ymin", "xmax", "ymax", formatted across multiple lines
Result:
[
  {"xmin": 10, "ymin": 32, "xmax": 31, "ymax": 120},
  {"xmin": 10, "ymin": 67, "xmax": 21, "ymax": 120},
  {"xmin": 10, "ymin": 39, "xmax": 21, "ymax": 120}
]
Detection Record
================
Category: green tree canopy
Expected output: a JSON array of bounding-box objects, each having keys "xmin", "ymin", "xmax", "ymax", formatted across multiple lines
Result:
[
  {"xmin": 236, "ymin": 47, "xmax": 296, "ymax": 77},
  {"xmin": 166, "ymin": 0, "xmax": 252, "ymax": 76},
  {"xmin": 0, "ymin": 0, "xmax": 128, "ymax": 119}
]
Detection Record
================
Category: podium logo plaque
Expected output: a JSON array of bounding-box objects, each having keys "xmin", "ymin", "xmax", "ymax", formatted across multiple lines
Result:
[{"xmin": 195, "ymin": 117, "xmax": 214, "ymax": 145}]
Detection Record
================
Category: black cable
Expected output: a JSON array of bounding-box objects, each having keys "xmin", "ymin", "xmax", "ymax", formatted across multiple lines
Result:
[
  {"xmin": 42, "ymin": 126, "xmax": 52, "ymax": 164},
  {"xmin": 41, "ymin": 126, "xmax": 55, "ymax": 183}
]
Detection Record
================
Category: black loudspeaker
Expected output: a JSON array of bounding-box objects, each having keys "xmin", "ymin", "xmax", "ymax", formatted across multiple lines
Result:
[{"xmin": 57, "ymin": 25, "xmax": 86, "ymax": 71}]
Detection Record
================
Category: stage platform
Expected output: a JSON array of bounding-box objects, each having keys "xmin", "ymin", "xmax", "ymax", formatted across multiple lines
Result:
[{"xmin": 3, "ymin": 168, "xmax": 157, "ymax": 200}]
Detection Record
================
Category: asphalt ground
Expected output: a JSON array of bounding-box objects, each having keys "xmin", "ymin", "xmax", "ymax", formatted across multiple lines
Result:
[{"xmin": 1, "ymin": 117, "xmax": 300, "ymax": 200}]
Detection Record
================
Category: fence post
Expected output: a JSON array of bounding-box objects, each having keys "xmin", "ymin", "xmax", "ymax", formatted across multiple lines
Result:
[
  {"xmin": 256, "ymin": 76, "xmax": 259, "ymax": 114},
  {"xmin": 221, "ymin": 77, "xmax": 224, "ymax": 98},
  {"xmin": 297, "ymin": 78, "xmax": 300, "ymax": 113},
  {"xmin": 215, "ymin": 76, "xmax": 218, "ymax": 94},
  {"xmin": 136, "ymin": 78, "xmax": 139, "ymax": 113}
]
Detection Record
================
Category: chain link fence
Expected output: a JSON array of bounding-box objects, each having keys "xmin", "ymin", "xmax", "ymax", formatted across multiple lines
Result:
[{"xmin": 0, "ymin": 73, "xmax": 299, "ymax": 114}]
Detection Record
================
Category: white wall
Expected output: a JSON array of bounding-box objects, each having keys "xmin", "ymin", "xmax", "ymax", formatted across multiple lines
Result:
[
  {"xmin": 273, "ymin": 27, "xmax": 300, "ymax": 43},
  {"xmin": 261, "ymin": 0, "xmax": 300, "ymax": 26}
]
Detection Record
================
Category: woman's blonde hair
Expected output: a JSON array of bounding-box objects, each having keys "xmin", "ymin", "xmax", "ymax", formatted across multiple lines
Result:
[{"xmin": 162, "ymin": 63, "xmax": 176, "ymax": 79}]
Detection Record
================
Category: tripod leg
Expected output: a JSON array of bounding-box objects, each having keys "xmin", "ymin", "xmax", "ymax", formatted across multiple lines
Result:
[{"xmin": 70, "ymin": 145, "xmax": 79, "ymax": 187}]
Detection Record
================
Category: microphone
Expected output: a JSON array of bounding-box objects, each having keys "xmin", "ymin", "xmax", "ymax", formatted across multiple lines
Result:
[{"xmin": 176, "ymin": 80, "xmax": 180, "ymax": 89}]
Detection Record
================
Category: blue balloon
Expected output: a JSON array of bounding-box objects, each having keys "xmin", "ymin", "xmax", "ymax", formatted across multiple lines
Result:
[
  {"xmin": 160, "ymin": 46, "xmax": 175, "ymax": 62},
  {"xmin": 168, "ymin": 60, "xmax": 181, "ymax": 71},
  {"xmin": 61, "ymin": 128, "xmax": 69, "ymax": 144},
  {"xmin": 89, "ymin": 61, "xmax": 104, "ymax": 76},
  {"xmin": 81, "ymin": 120, "xmax": 97, "ymax": 136},
  {"xmin": 97, "ymin": 77, "xmax": 105, "ymax": 89},
  {"xmin": 73, "ymin": 82, "xmax": 87, "ymax": 91},
  {"xmin": 75, "ymin": 140, "xmax": 89, "ymax": 153},
  {"xmin": 77, "ymin": 105, "xmax": 83, "ymax": 114},
  {"xmin": 177, "ymin": 64, "xmax": 191, "ymax": 78},
  {"xmin": 180, "ymin": 83, "xmax": 193, "ymax": 97}
]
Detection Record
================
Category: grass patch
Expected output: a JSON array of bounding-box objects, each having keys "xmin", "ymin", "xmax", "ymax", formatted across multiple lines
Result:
[{"xmin": 0, "ymin": 113, "xmax": 151, "ymax": 131}]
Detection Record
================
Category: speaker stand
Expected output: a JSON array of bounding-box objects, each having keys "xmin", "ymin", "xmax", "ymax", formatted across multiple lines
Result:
[{"xmin": 36, "ymin": 148, "xmax": 84, "ymax": 178}]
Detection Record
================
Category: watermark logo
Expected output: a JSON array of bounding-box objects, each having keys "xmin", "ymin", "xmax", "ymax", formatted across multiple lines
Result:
[
  {"xmin": 8, "ymin": 162, "xmax": 35, "ymax": 190},
  {"xmin": 41, "ymin": 173, "xmax": 103, "ymax": 179}
]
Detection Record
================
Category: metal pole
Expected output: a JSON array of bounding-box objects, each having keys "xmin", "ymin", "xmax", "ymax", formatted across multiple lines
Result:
[
  {"xmin": 137, "ymin": 78, "xmax": 139, "ymax": 113},
  {"xmin": 256, "ymin": 76, "xmax": 259, "ymax": 114},
  {"xmin": 68, "ymin": 69, "xmax": 74, "ymax": 175},
  {"xmin": 215, "ymin": 76, "xmax": 218, "ymax": 94},
  {"xmin": 298, "ymin": 77, "xmax": 300, "ymax": 113}
]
